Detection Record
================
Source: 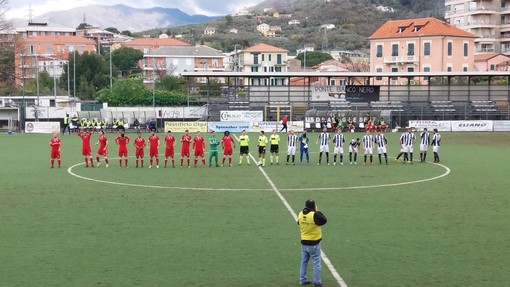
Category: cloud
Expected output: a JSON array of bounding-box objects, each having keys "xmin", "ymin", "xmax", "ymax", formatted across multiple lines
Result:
[{"xmin": 6, "ymin": 0, "xmax": 265, "ymax": 19}]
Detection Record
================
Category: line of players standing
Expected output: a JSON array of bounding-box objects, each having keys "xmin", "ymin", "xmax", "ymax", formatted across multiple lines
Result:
[{"xmin": 49, "ymin": 126, "xmax": 442, "ymax": 169}]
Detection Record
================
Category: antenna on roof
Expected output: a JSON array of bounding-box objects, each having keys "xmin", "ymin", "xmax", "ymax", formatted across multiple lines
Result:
[
  {"xmin": 28, "ymin": 4, "xmax": 33, "ymax": 24},
  {"xmin": 83, "ymin": 13, "xmax": 87, "ymax": 24}
]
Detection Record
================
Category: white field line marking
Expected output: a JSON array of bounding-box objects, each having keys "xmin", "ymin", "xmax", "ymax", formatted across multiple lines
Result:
[
  {"xmin": 280, "ymin": 162, "xmax": 451, "ymax": 191},
  {"xmin": 67, "ymin": 159, "xmax": 271, "ymax": 191},
  {"xmin": 234, "ymin": 135, "xmax": 348, "ymax": 287}
]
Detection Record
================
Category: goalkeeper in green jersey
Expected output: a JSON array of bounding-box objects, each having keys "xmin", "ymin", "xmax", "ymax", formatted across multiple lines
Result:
[{"xmin": 209, "ymin": 131, "xmax": 220, "ymax": 167}]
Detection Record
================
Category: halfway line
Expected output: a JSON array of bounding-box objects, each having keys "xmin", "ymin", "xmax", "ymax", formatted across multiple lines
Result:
[{"xmin": 234, "ymin": 134, "xmax": 348, "ymax": 287}]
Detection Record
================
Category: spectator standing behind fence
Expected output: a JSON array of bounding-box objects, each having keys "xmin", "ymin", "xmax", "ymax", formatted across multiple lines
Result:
[
  {"xmin": 280, "ymin": 115, "xmax": 288, "ymax": 132},
  {"xmin": 62, "ymin": 114, "xmax": 70, "ymax": 134},
  {"xmin": 298, "ymin": 199, "xmax": 327, "ymax": 287},
  {"xmin": 149, "ymin": 118, "xmax": 157, "ymax": 132}
]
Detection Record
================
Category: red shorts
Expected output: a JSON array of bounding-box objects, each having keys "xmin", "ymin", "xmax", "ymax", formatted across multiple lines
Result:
[
  {"xmin": 181, "ymin": 148, "xmax": 190, "ymax": 157},
  {"xmin": 82, "ymin": 146, "xmax": 92, "ymax": 156},
  {"xmin": 150, "ymin": 148, "xmax": 158, "ymax": 157},
  {"xmin": 224, "ymin": 147, "xmax": 233, "ymax": 156},
  {"xmin": 97, "ymin": 147, "xmax": 107, "ymax": 156},
  {"xmin": 118, "ymin": 147, "xmax": 128, "ymax": 157},
  {"xmin": 135, "ymin": 149, "xmax": 145, "ymax": 158},
  {"xmin": 51, "ymin": 150, "xmax": 60, "ymax": 159},
  {"xmin": 165, "ymin": 147, "xmax": 174, "ymax": 158},
  {"xmin": 194, "ymin": 150, "xmax": 204, "ymax": 157}
]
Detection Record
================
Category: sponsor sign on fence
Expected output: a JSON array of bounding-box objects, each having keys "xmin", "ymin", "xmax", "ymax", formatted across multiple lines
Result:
[
  {"xmin": 409, "ymin": 120, "xmax": 452, "ymax": 132},
  {"xmin": 493, "ymin": 121, "xmax": 510, "ymax": 132},
  {"xmin": 25, "ymin": 121, "xmax": 60, "ymax": 133},
  {"xmin": 164, "ymin": 121, "xmax": 207, "ymax": 133},
  {"xmin": 248, "ymin": 121, "xmax": 304, "ymax": 133},
  {"xmin": 311, "ymin": 85, "xmax": 380, "ymax": 102},
  {"xmin": 451, "ymin": 120, "xmax": 493, "ymax": 132},
  {"xmin": 208, "ymin": 122, "xmax": 250, "ymax": 133},
  {"xmin": 220, "ymin": 111, "xmax": 263, "ymax": 122}
]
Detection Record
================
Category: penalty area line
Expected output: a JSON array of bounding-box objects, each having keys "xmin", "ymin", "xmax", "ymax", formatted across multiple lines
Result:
[{"xmin": 234, "ymin": 135, "xmax": 348, "ymax": 287}]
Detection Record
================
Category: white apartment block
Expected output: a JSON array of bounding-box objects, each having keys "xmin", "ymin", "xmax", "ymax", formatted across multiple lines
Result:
[{"xmin": 445, "ymin": 0, "xmax": 510, "ymax": 54}]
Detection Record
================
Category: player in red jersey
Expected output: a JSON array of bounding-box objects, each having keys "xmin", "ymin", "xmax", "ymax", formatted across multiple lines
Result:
[
  {"xmin": 133, "ymin": 132, "xmax": 146, "ymax": 168},
  {"xmin": 115, "ymin": 130, "xmax": 130, "ymax": 168},
  {"xmin": 77, "ymin": 128, "xmax": 93, "ymax": 167},
  {"xmin": 193, "ymin": 131, "xmax": 207, "ymax": 167},
  {"xmin": 164, "ymin": 130, "xmax": 176, "ymax": 168},
  {"xmin": 148, "ymin": 130, "xmax": 160, "ymax": 168},
  {"xmin": 49, "ymin": 132, "xmax": 62, "ymax": 168},
  {"xmin": 180, "ymin": 129, "xmax": 192, "ymax": 168},
  {"xmin": 95, "ymin": 130, "xmax": 109, "ymax": 167},
  {"xmin": 221, "ymin": 130, "xmax": 236, "ymax": 167}
]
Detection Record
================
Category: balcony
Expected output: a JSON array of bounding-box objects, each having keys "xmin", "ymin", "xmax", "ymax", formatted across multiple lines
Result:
[
  {"xmin": 466, "ymin": 20, "xmax": 497, "ymax": 28},
  {"xmin": 383, "ymin": 56, "xmax": 418, "ymax": 64},
  {"xmin": 467, "ymin": 6, "xmax": 498, "ymax": 14},
  {"xmin": 476, "ymin": 47, "xmax": 496, "ymax": 53},
  {"xmin": 475, "ymin": 34, "xmax": 497, "ymax": 42}
]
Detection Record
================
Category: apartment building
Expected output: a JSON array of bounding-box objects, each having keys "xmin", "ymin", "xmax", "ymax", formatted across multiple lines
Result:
[
  {"xmin": 445, "ymin": 0, "xmax": 510, "ymax": 54},
  {"xmin": 236, "ymin": 43, "xmax": 288, "ymax": 86},
  {"xmin": 143, "ymin": 45, "xmax": 225, "ymax": 84},
  {"xmin": 369, "ymin": 17, "xmax": 477, "ymax": 84},
  {"xmin": 14, "ymin": 35, "xmax": 96, "ymax": 85},
  {"xmin": 16, "ymin": 22, "xmax": 76, "ymax": 38}
]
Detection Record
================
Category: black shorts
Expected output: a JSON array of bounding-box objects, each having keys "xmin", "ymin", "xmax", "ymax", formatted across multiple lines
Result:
[
  {"xmin": 240, "ymin": 146, "xmax": 249, "ymax": 154},
  {"xmin": 258, "ymin": 146, "xmax": 266, "ymax": 154},
  {"xmin": 270, "ymin": 144, "xmax": 279, "ymax": 153}
]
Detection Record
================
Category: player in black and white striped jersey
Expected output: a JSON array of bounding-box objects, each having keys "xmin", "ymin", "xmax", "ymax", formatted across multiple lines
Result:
[
  {"xmin": 403, "ymin": 128, "xmax": 416, "ymax": 164},
  {"xmin": 420, "ymin": 128, "xmax": 430, "ymax": 163},
  {"xmin": 395, "ymin": 131, "xmax": 406, "ymax": 163},
  {"xmin": 332, "ymin": 128, "xmax": 345, "ymax": 165},
  {"xmin": 374, "ymin": 130, "xmax": 388, "ymax": 165},
  {"xmin": 362, "ymin": 130, "xmax": 374, "ymax": 165},
  {"xmin": 286, "ymin": 130, "xmax": 298, "ymax": 165},
  {"xmin": 432, "ymin": 128, "xmax": 442, "ymax": 163},
  {"xmin": 316, "ymin": 128, "xmax": 331, "ymax": 165},
  {"xmin": 349, "ymin": 138, "xmax": 360, "ymax": 165}
]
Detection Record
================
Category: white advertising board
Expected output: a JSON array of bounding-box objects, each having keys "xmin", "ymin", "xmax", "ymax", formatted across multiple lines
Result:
[
  {"xmin": 408, "ymin": 120, "xmax": 452, "ymax": 132},
  {"xmin": 451, "ymin": 120, "xmax": 493, "ymax": 132},
  {"xmin": 220, "ymin": 111, "xmax": 263, "ymax": 122},
  {"xmin": 25, "ymin": 121, "xmax": 60, "ymax": 133},
  {"xmin": 493, "ymin": 121, "xmax": 510, "ymax": 132},
  {"xmin": 248, "ymin": 121, "xmax": 304, "ymax": 133},
  {"xmin": 208, "ymin": 122, "xmax": 250, "ymax": 132}
]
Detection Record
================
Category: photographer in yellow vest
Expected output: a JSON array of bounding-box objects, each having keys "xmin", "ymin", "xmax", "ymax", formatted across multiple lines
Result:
[{"xmin": 297, "ymin": 199, "xmax": 327, "ymax": 287}]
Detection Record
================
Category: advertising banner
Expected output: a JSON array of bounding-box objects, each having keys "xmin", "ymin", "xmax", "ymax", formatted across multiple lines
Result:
[
  {"xmin": 220, "ymin": 110, "xmax": 263, "ymax": 122},
  {"xmin": 249, "ymin": 121, "xmax": 304, "ymax": 133},
  {"xmin": 493, "ymin": 121, "xmax": 510, "ymax": 132},
  {"xmin": 409, "ymin": 120, "xmax": 452, "ymax": 132},
  {"xmin": 25, "ymin": 121, "xmax": 60, "ymax": 133},
  {"xmin": 164, "ymin": 121, "xmax": 208, "ymax": 132},
  {"xmin": 208, "ymin": 122, "xmax": 250, "ymax": 133},
  {"xmin": 311, "ymin": 85, "xmax": 380, "ymax": 102},
  {"xmin": 451, "ymin": 120, "xmax": 493, "ymax": 132}
]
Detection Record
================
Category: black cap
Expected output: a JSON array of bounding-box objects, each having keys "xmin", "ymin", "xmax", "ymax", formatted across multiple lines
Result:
[{"xmin": 305, "ymin": 199, "xmax": 315, "ymax": 209}]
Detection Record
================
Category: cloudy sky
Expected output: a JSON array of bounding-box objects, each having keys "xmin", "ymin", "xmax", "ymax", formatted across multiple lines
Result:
[{"xmin": 6, "ymin": 0, "xmax": 264, "ymax": 18}]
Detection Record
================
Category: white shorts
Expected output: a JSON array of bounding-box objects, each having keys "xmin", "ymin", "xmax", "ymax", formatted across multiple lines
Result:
[
  {"xmin": 349, "ymin": 147, "xmax": 358, "ymax": 153},
  {"xmin": 420, "ymin": 144, "xmax": 428, "ymax": 152},
  {"xmin": 364, "ymin": 147, "xmax": 373, "ymax": 155},
  {"xmin": 319, "ymin": 145, "xmax": 329, "ymax": 153},
  {"xmin": 400, "ymin": 144, "xmax": 405, "ymax": 152},
  {"xmin": 404, "ymin": 145, "xmax": 413, "ymax": 153},
  {"xmin": 378, "ymin": 146, "xmax": 387, "ymax": 154},
  {"xmin": 287, "ymin": 146, "xmax": 296, "ymax": 155},
  {"xmin": 334, "ymin": 146, "xmax": 344, "ymax": 154},
  {"xmin": 433, "ymin": 146, "xmax": 439, "ymax": 153}
]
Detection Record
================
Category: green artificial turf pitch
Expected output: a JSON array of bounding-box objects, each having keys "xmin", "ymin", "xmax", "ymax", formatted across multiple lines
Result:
[{"xmin": 1, "ymin": 131, "xmax": 509, "ymax": 287}]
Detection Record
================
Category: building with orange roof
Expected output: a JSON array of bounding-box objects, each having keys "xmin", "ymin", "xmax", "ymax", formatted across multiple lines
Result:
[
  {"xmin": 236, "ymin": 43, "xmax": 289, "ymax": 85},
  {"xmin": 15, "ymin": 35, "xmax": 97, "ymax": 85},
  {"xmin": 121, "ymin": 37, "xmax": 190, "ymax": 54},
  {"xmin": 474, "ymin": 53, "xmax": 510, "ymax": 71},
  {"xmin": 369, "ymin": 17, "xmax": 477, "ymax": 85}
]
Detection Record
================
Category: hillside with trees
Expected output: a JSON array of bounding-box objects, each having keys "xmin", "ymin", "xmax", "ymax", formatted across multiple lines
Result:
[{"xmin": 156, "ymin": 0, "xmax": 444, "ymax": 54}]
